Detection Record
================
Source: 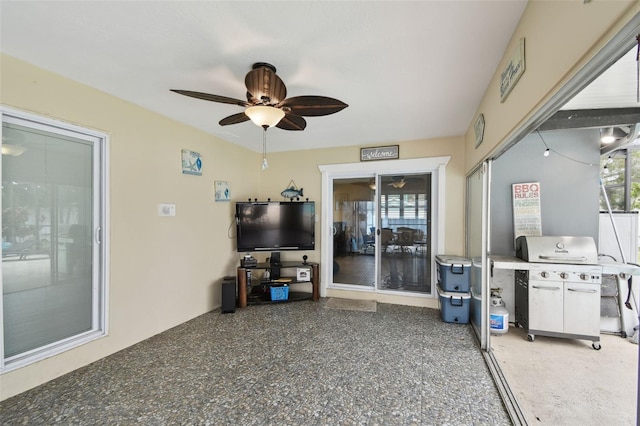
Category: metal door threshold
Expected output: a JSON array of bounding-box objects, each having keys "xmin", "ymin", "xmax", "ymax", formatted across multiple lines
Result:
[{"xmin": 483, "ymin": 349, "xmax": 529, "ymax": 426}]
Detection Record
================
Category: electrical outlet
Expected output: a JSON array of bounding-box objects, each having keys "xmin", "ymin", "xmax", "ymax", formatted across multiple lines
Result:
[{"xmin": 158, "ymin": 203, "xmax": 176, "ymax": 217}]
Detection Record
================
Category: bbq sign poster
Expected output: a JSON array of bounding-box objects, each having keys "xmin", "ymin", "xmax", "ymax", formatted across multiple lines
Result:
[{"xmin": 512, "ymin": 182, "xmax": 542, "ymax": 241}]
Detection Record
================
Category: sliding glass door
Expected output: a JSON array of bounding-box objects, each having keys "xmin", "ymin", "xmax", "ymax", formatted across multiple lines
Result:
[
  {"xmin": 332, "ymin": 177, "xmax": 377, "ymax": 287},
  {"xmin": 319, "ymin": 157, "xmax": 449, "ymax": 299},
  {"xmin": 378, "ymin": 174, "xmax": 431, "ymax": 293},
  {"xmin": 466, "ymin": 162, "xmax": 490, "ymax": 350},
  {"xmin": 329, "ymin": 173, "xmax": 432, "ymax": 294},
  {"xmin": 1, "ymin": 108, "xmax": 107, "ymax": 370}
]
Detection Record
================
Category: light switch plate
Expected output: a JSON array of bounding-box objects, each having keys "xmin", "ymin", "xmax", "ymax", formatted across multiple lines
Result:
[{"xmin": 158, "ymin": 203, "xmax": 176, "ymax": 217}]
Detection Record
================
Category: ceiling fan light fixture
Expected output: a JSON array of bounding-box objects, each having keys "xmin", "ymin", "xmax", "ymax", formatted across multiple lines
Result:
[
  {"xmin": 389, "ymin": 180, "xmax": 406, "ymax": 189},
  {"xmin": 245, "ymin": 105, "xmax": 285, "ymax": 128},
  {"xmin": 1, "ymin": 144, "xmax": 26, "ymax": 156}
]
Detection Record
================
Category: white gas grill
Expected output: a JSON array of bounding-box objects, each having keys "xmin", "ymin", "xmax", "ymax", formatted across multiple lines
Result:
[{"xmin": 514, "ymin": 236, "xmax": 603, "ymax": 350}]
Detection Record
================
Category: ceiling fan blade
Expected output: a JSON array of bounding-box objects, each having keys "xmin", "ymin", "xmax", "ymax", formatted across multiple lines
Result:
[
  {"xmin": 277, "ymin": 96, "xmax": 348, "ymax": 117},
  {"xmin": 276, "ymin": 114, "xmax": 306, "ymax": 131},
  {"xmin": 219, "ymin": 112, "xmax": 250, "ymax": 126},
  {"xmin": 245, "ymin": 63, "xmax": 287, "ymax": 105},
  {"xmin": 171, "ymin": 89, "xmax": 248, "ymax": 107}
]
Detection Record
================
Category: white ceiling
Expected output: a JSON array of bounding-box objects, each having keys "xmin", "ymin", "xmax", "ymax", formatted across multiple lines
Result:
[
  {"xmin": 562, "ymin": 45, "xmax": 638, "ymax": 111},
  {"xmin": 0, "ymin": 1, "xmax": 531, "ymax": 153},
  {"xmin": 3, "ymin": 1, "xmax": 636, "ymax": 157}
]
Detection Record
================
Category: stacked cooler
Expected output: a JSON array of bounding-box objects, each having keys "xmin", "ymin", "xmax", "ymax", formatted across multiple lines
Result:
[{"xmin": 435, "ymin": 255, "xmax": 471, "ymax": 324}]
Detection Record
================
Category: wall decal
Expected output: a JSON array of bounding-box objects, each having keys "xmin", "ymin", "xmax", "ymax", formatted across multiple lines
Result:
[
  {"xmin": 215, "ymin": 181, "xmax": 231, "ymax": 201},
  {"xmin": 181, "ymin": 149, "xmax": 202, "ymax": 176}
]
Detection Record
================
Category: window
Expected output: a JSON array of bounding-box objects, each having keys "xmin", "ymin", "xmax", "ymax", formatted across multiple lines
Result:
[
  {"xmin": 601, "ymin": 149, "xmax": 640, "ymax": 211},
  {"xmin": 1, "ymin": 108, "xmax": 108, "ymax": 371},
  {"xmin": 380, "ymin": 177, "xmax": 430, "ymax": 232}
]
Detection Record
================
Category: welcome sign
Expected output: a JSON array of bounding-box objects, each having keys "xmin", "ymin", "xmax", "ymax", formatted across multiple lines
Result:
[{"xmin": 360, "ymin": 145, "xmax": 399, "ymax": 161}]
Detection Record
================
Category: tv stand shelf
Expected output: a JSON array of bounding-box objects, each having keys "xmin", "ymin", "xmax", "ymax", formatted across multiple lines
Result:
[{"xmin": 237, "ymin": 261, "xmax": 319, "ymax": 308}]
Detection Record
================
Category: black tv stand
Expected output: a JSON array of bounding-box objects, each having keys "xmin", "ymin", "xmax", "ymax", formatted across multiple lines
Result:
[{"xmin": 237, "ymin": 261, "xmax": 319, "ymax": 308}]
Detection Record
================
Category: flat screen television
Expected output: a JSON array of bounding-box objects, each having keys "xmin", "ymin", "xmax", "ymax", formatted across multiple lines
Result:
[{"xmin": 235, "ymin": 201, "xmax": 315, "ymax": 252}]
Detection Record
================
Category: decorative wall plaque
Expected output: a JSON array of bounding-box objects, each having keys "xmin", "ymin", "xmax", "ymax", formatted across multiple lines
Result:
[
  {"xmin": 215, "ymin": 181, "xmax": 230, "ymax": 201},
  {"xmin": 474, "ymin": 114, "xmax": 485, "ymax": 148},
  {"xmin": 512, "ymin": 182, "xmax": 542, "ymax": 244},
  {"xmin": 500, "ymin": 38, "xmax": 526, "ymax": 103},
  {"xmin": 181, "ymin": 149, "xmax": 202, "ymax": 176},
  {"xmin": 360, "ymin": 145, "xmax": 399, "ymax": 161}
]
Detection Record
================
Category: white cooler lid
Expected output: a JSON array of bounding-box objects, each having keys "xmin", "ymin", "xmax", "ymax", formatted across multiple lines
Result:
[
  {"xmin": 435, "ymin": 255, "xmax": 471, "ymax": 267},
  {"xmin": 437, "ymin": 284, "xmax": 471, "ymax": 299}
]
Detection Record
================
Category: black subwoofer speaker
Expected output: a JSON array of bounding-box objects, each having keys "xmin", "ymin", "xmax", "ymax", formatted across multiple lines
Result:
[{"xmin": 221, "ymin": 276, "xmax": 236, "ymax": 314}]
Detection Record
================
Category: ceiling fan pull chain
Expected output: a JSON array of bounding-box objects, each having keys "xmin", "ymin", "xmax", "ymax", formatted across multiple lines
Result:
[{"xmin": 261, "ymin": 127, "xmax": 269, "ymax": 171}]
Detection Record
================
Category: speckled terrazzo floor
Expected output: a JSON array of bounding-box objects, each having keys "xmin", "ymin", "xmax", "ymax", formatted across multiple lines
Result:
[{"xmin": 0, "ymin": 300, "xmax": 510, "ymax": 425}]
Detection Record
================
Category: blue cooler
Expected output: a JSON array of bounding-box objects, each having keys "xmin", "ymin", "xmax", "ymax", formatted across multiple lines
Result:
[
  {"xmin": 435, "ymin": 255, "xmax": 471, "ymax": 292},
  {"xmin": 437, "ymin": 284, "xmax": 471, "ymax": 324}
]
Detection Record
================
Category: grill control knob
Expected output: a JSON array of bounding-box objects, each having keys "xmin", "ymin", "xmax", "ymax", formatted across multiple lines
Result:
[
  {"xmin": 540, "ymin": 271, "xmax": 549, "ymax": 278},
  {"xmin": 560, "ymin": 272, "xmax": 568, "ymax": 280},
  {"xmin": 580, "ymin": 273, "xmax": 589, "ymax": 280}
]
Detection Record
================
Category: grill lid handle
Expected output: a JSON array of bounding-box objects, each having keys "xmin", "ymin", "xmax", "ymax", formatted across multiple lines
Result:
[{"xmin": 538, "ymin": 255, "xmax": 587, "ymax": 262}]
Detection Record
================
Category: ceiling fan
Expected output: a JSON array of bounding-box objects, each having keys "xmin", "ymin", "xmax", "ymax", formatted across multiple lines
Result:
[
  {"xmin": 388, "ymin": 177, "xmax": 406, "ymax": 189},
  {"xmin": 171, "ymin": 62, "xmax": 348, "ymax": 131}
]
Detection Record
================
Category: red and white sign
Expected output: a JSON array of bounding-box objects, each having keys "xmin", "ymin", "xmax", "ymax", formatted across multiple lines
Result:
[{"xmin": 512, "ymin": 182, "xmax": 541, "ymax": 241}]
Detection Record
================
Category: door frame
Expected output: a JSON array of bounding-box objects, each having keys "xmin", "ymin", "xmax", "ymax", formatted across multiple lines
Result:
[{"xmin": 319, "ymin": 156, "xmax": 450, "ymax": 298}]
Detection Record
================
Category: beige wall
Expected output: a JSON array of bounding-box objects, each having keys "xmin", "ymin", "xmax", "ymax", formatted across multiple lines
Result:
[
  {"xmin": 464, "ymin": 0, "xmax": 639, "ymax": 172},
  {"xmin": 0, "ymin": 54, "xmax": 262, "ymax": 400}
]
